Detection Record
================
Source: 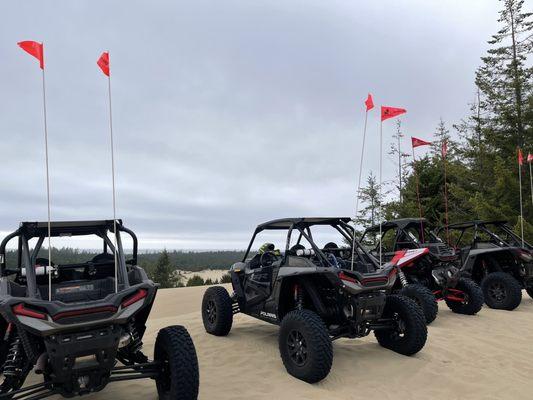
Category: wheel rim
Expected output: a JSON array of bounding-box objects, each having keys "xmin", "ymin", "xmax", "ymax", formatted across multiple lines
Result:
[
  {"xmin": 206, "ymin": 300, "xmax": 217, "ymax": 324},
  {"xmin": 287, "ymin": 330, "xmax": 308, "ymax": 367},
  {"xmin": 391, "ymin": 312, "xmax": 406, "ymax": 339},
  {"xmin": 488, "ymin": 282, "xmax": 507, "ymax": 303}
]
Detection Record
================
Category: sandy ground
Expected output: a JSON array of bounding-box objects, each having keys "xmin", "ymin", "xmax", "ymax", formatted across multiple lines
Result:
[
  {"xmin": 176, "ymin": 269, "xmax": 228, "ymax": 284},
  {"xmin": 39, "ymin": 285, "xmax": 533, "ymax": 399}
]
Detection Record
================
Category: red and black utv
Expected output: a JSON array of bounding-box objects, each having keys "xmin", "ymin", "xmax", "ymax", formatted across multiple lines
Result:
[{"xmin": 361, "ymin": 218, "xmax": 484, "ymax": 324}]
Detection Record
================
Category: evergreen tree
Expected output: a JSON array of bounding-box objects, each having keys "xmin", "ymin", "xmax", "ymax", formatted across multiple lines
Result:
[
  {"xmin": 388, "ymin": 120, "xmax": 410, "ymax": 201},
  {"xmin": 186, "ymin": 275, "xmax": 205, "ymax": 287},
  {"xmin": 152, "ymin": 249, "xmax": 179, "ymax": 288},
  {"xmin": 219, "ymin": 273, "xmax": 232, "ymax": 284},
  {"xmin": 476, "ymin": 0, "xmax": 533, "ymax": 151}
]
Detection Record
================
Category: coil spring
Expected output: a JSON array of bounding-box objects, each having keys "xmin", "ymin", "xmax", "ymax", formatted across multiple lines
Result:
[
  {"xmin": 3, "ymin": 336, "xmax": 22, "ymax": 377},
  {"xmin": 398, "ymin": 268, "xmax": 409, "ymax": 286},
  {"xmin": 128, "ymin": 322, "xmax": 143, "ymax": 353}
]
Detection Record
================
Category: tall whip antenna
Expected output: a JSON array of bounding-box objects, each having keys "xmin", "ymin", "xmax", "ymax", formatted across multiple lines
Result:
[
  {"xmin": 351, "ymin": 94, "xmax": 373, "ymax": 270},
  {"xmin": 97, "ymin": 51, "xmax": 119, "ymax": 293},
  {"xmin": 42, "ymin": 61, "xmax": 53, "ymax": 301},
  {"xmin": 17, "ymin": 40, "xmax": 53, "ymax": 300}
]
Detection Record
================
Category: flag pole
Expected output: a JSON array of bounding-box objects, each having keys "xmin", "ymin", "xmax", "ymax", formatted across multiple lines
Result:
[
  {"xmin": 397, "ymin": 121, "xmax": 403, "ymax": 203},
  {"xmin": 40, "ymin": 49, "xmax": 53, "ymax": 302},
  {"xmin": 529, "ymin": 160, "xmax": 533, "ymax": 206},
  {"xmin": 105, "ymin": 52, "xmax": 119, "ymax": 293},
  {"xmin": 412, "ymin": 146, "xmax": 425, "ymax": 243},
  {"xmin": 518, "ymin": 149, "xmax": 524, "ymax": 248},
  {"xmin": 351, "ymin": 108, "xmax": 369, "ymax": 270},
  {"xmin": 379, "ymin": 118, "xmax": 383, "ymax": 265},
  {"xmin": 443, "ymin": 141, "xmax": 450, "ymax": 245}
]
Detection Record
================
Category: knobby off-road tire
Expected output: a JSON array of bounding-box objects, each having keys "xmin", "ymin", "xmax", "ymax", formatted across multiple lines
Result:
[
  {"xmin": 399, "ymin": 284, "xmax": 438, "ymax": 324},
  {"xmin": 279, "ymin": 309, "xmax": 333, "ymax": 383},
  {"xmin": 202, "ymin": 286, "xmax": 233, "ymax": 336},
  {"xmin": 481, "ymin": 272, "xmax": 522, "ymax": 311},
  {"xmin": 445, "ymin": 278, "xmax": 484, "ymax": 315},
  {"xmin": 154, "ymin": 325, "xmax": 199, "ymax": 400},
  {"xmin": 374, "ymin": 295, "xmax": 427, "ymax": 356}
]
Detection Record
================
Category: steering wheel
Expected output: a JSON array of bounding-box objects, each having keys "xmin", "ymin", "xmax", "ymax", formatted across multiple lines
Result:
[{"xmin": 260, "ymin": 251, "xmax": 280, "ymax": 268}]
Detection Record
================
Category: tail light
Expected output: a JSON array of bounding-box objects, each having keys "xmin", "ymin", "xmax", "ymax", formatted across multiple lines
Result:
[
  {"xmin": 122, "ymin": 289, "xmax": 148, "ymax": 308},
  {"xmin": 13, "ymin": 303, "xmax": 47, "ymax": 320},
  {"xmin": 339, "ymin": 272, "xmax": 358, "ymax": 284},
  {"xmin": 52, "ymin": 306, "xmax": 118, "ymax": 322},
  {"xmin": 514, "ymin": 249, "xmax": 532, "ymax": 262}
]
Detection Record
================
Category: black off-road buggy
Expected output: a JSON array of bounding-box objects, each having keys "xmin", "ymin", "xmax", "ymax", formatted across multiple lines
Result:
[
  {"xmin": 201, "ymin": 218, "xmax": 427, "ymax": 383},
  {"xmin": 0, "ymin": 220, "xmax": 199, "ymax": 399},
  {"xmin": 435, "ymin": 220, "xmax": 533, "ymax": 310},
  {"xmin": 361, "ymin": 218, "xmax": 484, "ymax": 324}
]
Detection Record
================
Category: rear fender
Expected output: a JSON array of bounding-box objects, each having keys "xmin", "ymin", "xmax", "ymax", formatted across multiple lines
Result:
[
  {"xmin": 469, "ymin": 248, "xmax": 519, "ymax": 279},
  {"xmin": 390, "ymin": 248, "xmax": 429, "ymax": 268}
]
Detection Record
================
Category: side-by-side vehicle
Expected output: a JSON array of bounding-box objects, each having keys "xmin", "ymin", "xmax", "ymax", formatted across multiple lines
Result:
[
  {"xmin": 436, "ymin": 220, "xmax": 533, "ymax": 310},
  {"xmin": 361, "ymin": 218, "xmax": 484, "ymax": 323},
  {"xmin": 202, "ymin": 217, "xmax": 427, "ymax": 383},
  {"xmin": 0, "ymin": 220, "xmax": 199, "ymax": 400}
]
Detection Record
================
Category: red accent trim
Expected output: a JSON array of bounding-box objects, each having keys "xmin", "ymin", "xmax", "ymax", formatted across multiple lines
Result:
[
  {"xmin": 339, "ymin": 272, "xmax": 358, "ymax": 284},
  {"xmin": 52, "ymin": 306, "xmax": 118, "ymax": 322},
  {"xmin": 446, "ymin": 295, "xmax": 465, "ymax": 302},
  {"xmin": 13, "ymin": 303, "xmax": 47, "ymax": 320},
  {"xmin": 391, "ymin": 250, "xmax": 407, "ymax": 265},
  {"xmin": 122, "ymin": 289, "xmax": 148, "ymax": 308},
  {"xmin": 361, "ymin": 277, "xmax": 388, "ymax": 284}
]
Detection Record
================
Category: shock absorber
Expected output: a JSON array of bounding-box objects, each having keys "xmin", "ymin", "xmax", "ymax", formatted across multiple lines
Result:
[
  {"xmin": 397, "ymin": 267, "xmax": 409, "ymax": 287},
  {"xmin": 3, "ymin": 334, "xmax": 23, "ymax": 377},
  {"xmin": 127, "ymin": 321, "xmax": 143, "ymax": 354},
  {"xmin": 294, "ymin": 284, "xmax": 304, "ymax": 310}
]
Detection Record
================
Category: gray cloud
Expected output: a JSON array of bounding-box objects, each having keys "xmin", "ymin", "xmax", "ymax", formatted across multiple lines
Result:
[{"xmin": 0, "ymin": 0, "xmax": 500, "ymax": 248}]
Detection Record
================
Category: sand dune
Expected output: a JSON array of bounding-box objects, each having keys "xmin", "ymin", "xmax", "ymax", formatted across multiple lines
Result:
[
  {"xmin": 176, "ymin": 269, "xmax": 228, "ymax": 284},
  {"xmin": 43, "ymin": 285, "xmax": 533, "ymax": 399}
]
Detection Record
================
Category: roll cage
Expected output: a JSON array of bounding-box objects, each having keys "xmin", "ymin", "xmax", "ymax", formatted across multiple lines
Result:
[
  {"xmin": 436, "ymin": 220, "xmax": 533, "ymax": 250},
  {"xmin": 0, "ymin": 220, "xmax": 138, "ymax": 300},
  {"xmin": 362, "ymin": 219, "xmax": 443, "ymax": 250},
  {"xmin": 242, "ymin": 217, "xmax": 378, "ymax": 269}
]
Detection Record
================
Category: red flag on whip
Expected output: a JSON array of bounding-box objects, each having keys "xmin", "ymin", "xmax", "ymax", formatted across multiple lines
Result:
[
  {"xmin": 381, "ymin": 106, "xmax": 406, "ymax": 121},
  {"xmin": 97, "ymin": 50, "xmax": 118, "ymax": 291},
  {"xmin": 97, "ymin": 52, "xmax": 110, "ymax": 76},
  {"xmin": 517, "ymin": 147, "xmax": 525, "ymax": 246},
  {"xmin": 412, "ymin": 137, "xmax": 431, "ymax": 148},
  {"xmin": 365, "ymin": 94, "xmax": 374, "ymax": 111},
  {"xmin": 352, "ymin": 92, "xmax": 374, "ymax": 269},
  {"xmin": 17, "ymin": 40, "xmax": 51, "ymax": 298},
  {"xmin": 411, "ymin": 136, "xmax": 431, "ymax": 243},
  {"xmin": 441, "ymin": 140, "xmax": 448, "ymax": 158},
  {"xmin": 18, "ymin": 41, "xmax": 44, "ymax": 69},
  {"xmin": 528, "ymin": 153, "xmax": 533, "ymax": 163}
]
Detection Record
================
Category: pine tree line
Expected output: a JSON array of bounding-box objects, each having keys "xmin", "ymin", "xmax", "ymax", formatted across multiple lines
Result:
[{"xmin": 357, "ymin": 0, "xmax": 533, "ymax": 242}]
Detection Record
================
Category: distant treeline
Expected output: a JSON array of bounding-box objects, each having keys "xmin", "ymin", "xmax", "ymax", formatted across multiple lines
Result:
[
  {"xmin": 137, "ymin": 250, "xmax": 245, "ymax": 271},
  {"xmin": 4, "ymin": 248, "xmax": 245, "ymax": 272}
]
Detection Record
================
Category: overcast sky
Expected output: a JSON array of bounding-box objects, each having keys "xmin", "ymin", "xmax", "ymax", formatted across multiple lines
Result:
[{"xmin": 0, "ymin": 0, "xmax": 505, "ymax": 249}]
